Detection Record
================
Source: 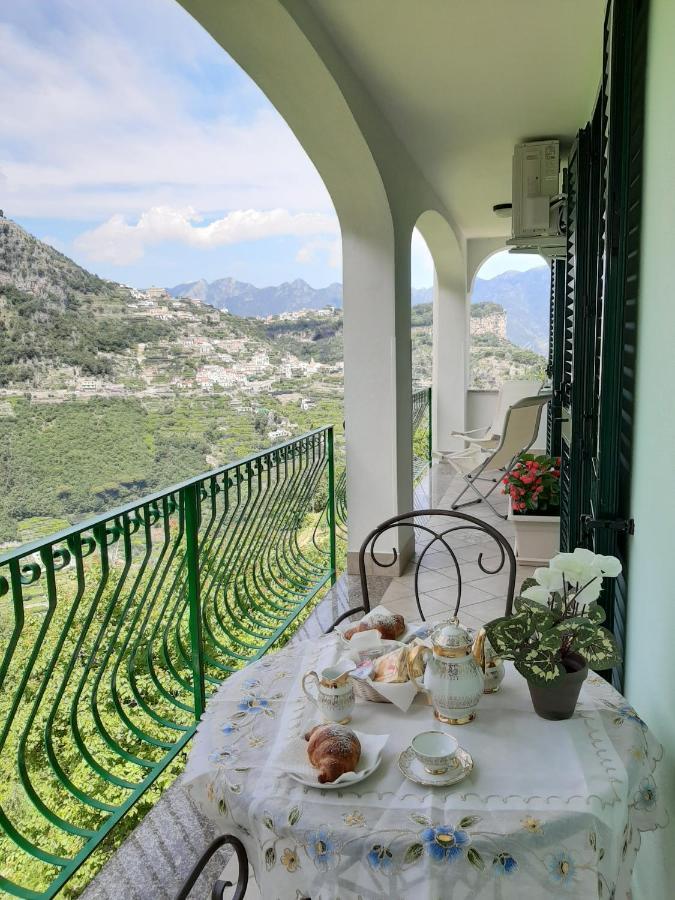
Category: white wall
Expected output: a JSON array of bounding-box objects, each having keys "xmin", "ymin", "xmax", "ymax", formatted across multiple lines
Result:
[{"xmin": 625, "ymin": 0, "xmax": 675, "ymax": 894}]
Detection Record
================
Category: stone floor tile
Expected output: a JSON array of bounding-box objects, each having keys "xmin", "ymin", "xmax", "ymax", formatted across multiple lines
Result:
[{"xmin": 425, "ymin": 582, "xmax": 494, "ymax": 609}]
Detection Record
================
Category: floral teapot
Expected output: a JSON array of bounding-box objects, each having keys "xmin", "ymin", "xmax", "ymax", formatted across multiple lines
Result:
[{"xmin": 412, "ymin": 619, "xmax": 484, "ymax": 724}]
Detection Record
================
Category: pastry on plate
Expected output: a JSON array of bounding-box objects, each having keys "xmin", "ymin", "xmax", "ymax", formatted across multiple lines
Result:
[
  {"xmin": 344, "ymin": 613, "xmax": 405, "ymax": 642},
  {"xmin": 304, "ymin": 724, "xmax": 361, "ymax": 783}
]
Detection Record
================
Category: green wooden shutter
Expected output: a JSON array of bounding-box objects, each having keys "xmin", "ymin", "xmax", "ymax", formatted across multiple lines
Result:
[
  {"xmin": 560, "ymin": 128, "xmax": 593, "ymax": 553},
  {"xmin": 582, "ymin": 0, "xmax": 648, "ymax": 691},
  {"xmin": 546, "ymin": 258, "xmax": 565, "ymax": 459}
]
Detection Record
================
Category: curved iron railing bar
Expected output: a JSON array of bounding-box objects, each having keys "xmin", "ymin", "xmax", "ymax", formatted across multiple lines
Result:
[
  {"xmin": 14, "ymin": 545, "xmax": 100, "ymax": 840},
  {"xmin": 86, "ymin": 515, "xmax": 175, "ymax": 764},
  {"xmin": 264, "ymin": 446, "xmax": 328, "ymax": 591},
  {"xmin": 16, "ymin": 527, "xmax": 127, "ymax": 833},
  {"xmin": 136, "ymin": 499, "xmax": 196, "ymax": 718},
  {"xmin": 41, "ymin": 539, "xmax": 129, "ymax": 818},
  {"xmin": 116, "ymin": 515, "xmax": 192, "ymax": 742},
  {"xmin": 203, "ymin": 462, "xmax": 256, "ymax": 637},
  {"xmin": 251, "ymin": 470, "xmax": 326, "ymax": 615}
]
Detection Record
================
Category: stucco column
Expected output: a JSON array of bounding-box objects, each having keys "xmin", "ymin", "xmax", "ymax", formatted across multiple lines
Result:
[
  {"xmin": 343, "ymin": 221, "xmax": 414, "ymax": 574},
  {"xmin": 432, "ymin": 270, "xmax": 467, "ymax": 452}
]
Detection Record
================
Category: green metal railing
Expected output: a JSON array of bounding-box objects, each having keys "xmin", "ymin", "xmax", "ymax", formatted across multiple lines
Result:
[
  {"xmin": 0, "ymin": 427, "xmax": 336, "ymax": 899},
  {"xmin": 412, "ymin": 386, "xmax": 432, "ymax": 483}
]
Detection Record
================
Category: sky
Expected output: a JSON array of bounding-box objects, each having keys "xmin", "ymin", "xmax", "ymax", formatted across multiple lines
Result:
[{"xmin": 0, "ymin": 0, "xmax": 546, "ymax": 291}]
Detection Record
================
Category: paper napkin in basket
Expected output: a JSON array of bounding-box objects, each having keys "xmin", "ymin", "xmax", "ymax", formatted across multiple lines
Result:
[{"xmin": 280, "ymin": 729, "xmax": 389, "ymax": 785}]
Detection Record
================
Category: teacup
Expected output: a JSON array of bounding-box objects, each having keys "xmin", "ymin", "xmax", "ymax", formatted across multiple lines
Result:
[{"xmin": 411, "ymin": 731, "xmax": 459, "ymax": 775}]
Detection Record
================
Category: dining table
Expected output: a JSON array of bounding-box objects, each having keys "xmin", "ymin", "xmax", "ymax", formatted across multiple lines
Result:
[{"xmin": 183, "ymin": 628, "xmax": 667, "ymax": 899}]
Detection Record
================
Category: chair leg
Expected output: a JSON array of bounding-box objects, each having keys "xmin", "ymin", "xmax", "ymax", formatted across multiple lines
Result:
[
  {"xmin": 451, "ymin": 462, "xmax": 508, "ymax": 520},
  {"xmin": 175, "ymin": 835, "xmax": 249, "ymax": 900}
]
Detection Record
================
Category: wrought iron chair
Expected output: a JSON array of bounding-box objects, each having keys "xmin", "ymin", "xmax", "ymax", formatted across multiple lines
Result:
[
  {"xmin": 328, "ymin": 509, "xmax": 516, "ymax": 631},
  {"xmin": 175, "ymin": 834, "xmax": 249, "ymax": 900}
]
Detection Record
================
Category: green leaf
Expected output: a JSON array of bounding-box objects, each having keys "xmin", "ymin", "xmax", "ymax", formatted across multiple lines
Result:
[
  {"xmin": 404, "ymin": 842, "xmax": 424, "ymax": 864},
  {"xmin": 265, "ymin": 846, "xmax": 276, "ymax": 870},
  {"xmin": 485, "ymin": 614, "xmax": 535, "ymax": 657},
  {"xmin": 458, "ymin": 815, "xmax": 481, "ymax": 829},
  {"xmin": 515, "ymin": 649, "xmax": 566, "ymax": 686},
  {"xmin": 288, "ymin": 805, "xmax": 301, "ymax": 826},
  {"xmin": 585, "ymin": 602, "xmax": 606, "ymax": 625},
  {"xmin": 467, "ymin": 848, "xmax": 485, "ymax": 870},
  {"xmin": 410, "ymin": 813, "xmax": 432, "ymax": 827},
  {"xmin": 575, "ymin": 626, "xmax": 622, "ymax": 669},
  {"xmin": 263, "ymin": 813, "xmax": 274, "ymax": 831},
  {"xmin": 513, "ymin": 597, "xmax": 557, "ymax": 629},
  {"xmin": 519, "ymin": 577, "xmax": 538, "ymax": 594}
]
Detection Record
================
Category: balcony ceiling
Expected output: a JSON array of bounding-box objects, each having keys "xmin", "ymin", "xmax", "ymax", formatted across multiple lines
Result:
[{"xmin": 306, "ymin": 0, "xmax": 604, "ymax": 237}]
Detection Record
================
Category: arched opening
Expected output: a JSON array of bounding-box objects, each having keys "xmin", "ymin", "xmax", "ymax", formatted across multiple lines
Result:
[
  {"xmin": 469, "ymin": 249, "xmax": 550, "ymax": 390},
  {"xmin": 413, "ymin": 211, "xmax": 465, "ymax": 457}
]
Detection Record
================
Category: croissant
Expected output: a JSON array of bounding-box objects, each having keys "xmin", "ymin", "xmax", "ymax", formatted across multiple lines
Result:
[
  {"xmin": 304, "ymin": 724, "xmax": 361, "ymax": 783},
  {"xmin": 344, "ymin": 613, "xmax": 405, "ymax": 642}
]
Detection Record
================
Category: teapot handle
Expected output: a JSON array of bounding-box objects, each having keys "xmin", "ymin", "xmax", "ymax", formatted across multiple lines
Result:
[
  {"xmin": 408, "ymin": 646, "xmax": 432, "ymax": 694},
  {"xmin": 301, "ymin": 670, "xmax": 320, "ymax": 708}
]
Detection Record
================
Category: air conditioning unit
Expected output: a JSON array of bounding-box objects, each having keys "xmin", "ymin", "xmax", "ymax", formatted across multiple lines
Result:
[{"xmin": 507, "ymin": 140, "xmax": 566, "ymax": 257}]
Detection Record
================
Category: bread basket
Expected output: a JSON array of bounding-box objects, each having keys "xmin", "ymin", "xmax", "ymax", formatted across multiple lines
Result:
[{"xmin": 348, "ymin": 640, "xmax": 406, "ymax": 703}]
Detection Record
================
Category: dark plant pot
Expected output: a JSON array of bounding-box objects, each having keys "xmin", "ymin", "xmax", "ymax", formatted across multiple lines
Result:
[{"xmin": 527, "ymin": 652, "xmax": 588, "ymax": 720}]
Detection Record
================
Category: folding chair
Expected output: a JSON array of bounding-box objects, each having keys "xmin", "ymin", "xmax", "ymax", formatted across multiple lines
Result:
[
  {"xmin": 448, "ymin": 393, "xmax": 551, "ymax": 519},
  {"xmin": 451, "ymin": 379, "xmax": 544, "ymax": 449}
]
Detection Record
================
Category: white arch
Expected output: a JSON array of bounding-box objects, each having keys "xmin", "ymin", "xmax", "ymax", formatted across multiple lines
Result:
[{"xmin": 178, "ymin": 0, "xmax": 413, "ymax": 565}]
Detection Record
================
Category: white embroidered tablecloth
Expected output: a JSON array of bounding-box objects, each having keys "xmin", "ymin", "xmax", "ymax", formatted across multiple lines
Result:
[{"xmin": 184, "ymin": 634, "xmax": 667, "ymax": 899}]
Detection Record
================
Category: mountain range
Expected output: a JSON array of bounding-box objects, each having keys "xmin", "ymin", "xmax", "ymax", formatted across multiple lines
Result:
[{"xmin": 168, "ymin": 269, "xmax": 549, "ymax": 354}]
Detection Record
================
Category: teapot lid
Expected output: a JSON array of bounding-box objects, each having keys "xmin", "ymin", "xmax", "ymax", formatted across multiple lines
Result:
[{"xmin": 431, "ymin": 618, "xmax": 473, "ymax": 655}]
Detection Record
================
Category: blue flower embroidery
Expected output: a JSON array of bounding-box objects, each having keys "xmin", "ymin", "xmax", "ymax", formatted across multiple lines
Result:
[
  {"xmin": 208, "ymin": 748, "xmax": 238, "ymax": 767},
  {"xmin": 614, "ymin": 704, "xmax": 646, "ymax": 728},
  {"xmin": 421, "ymin": 826, "xmax": 470, "ymax": 863},
  {"xmin": 221, "ymin": 723, "xmax": 238, "ymax": 735},
  {"xmin": 546, "ymin": 850, "xmax": 576, "ymax": 888},
  {"xmin": 634, "ymin": 776, "xmax": 657, "ymax": 810},
  {"xmin": 243, "ymin": 678, "xmax": 260, "ymax": 689},
  {"xmin": 492, "ymin": 852, "xmax": 518, "ymax": 876},
  {"xmin": 367, "ymin": 844, "xmax": 394, "ymax": 873},
  {"xmin": 238, "ymin": 696, "xmax": 269, "ymax": 714},
  {"xmin": 305, "ymin": 828, "xmax": 338, "ymax": 872}
]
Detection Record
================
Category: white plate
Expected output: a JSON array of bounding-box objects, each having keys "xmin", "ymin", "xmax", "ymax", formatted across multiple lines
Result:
[
  {"xmin": 398, "ymin": 746, "xmax": 473, "ymax": 787},
  {"xmin": 288, "ymin": 735, "xmax": 387, "ymax": 790}
]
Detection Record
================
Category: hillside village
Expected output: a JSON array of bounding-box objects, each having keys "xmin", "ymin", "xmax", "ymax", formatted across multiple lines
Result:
[{"xmin": 0, "ymin": 217, "xmax": 544, "ymax": 542}]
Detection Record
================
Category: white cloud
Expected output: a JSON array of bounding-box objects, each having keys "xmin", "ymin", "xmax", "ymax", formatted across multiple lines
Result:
[
  {"xmin": 296, "ymin": 238, "xmax": 342, "ymax": 269},
  {"xmin": 0, "ymin": 12, "xmax": 334, "ymax": 220},
  {"xmin": 74, "ymin": 206, "xmax": 339, "ymax": 265}
]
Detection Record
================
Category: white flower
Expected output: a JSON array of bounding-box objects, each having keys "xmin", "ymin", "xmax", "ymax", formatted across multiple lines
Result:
[
  {"xmin": 594, "ymin": 555, "xmax": 622, "ymax": 577},
  {"xmin": 522, "ymin": 585, "xmax": 552, "ymax": 605},
  {"xmin": 550, "ymin": 549, "xmax": 601, "ymax": 585},
  {"xmin": 574, "ymin": 577, "xmax": 602, "ymax": 602},
  {"xmin": 533, "ymin": 567, "xmax": 566, "ymax": 592}
]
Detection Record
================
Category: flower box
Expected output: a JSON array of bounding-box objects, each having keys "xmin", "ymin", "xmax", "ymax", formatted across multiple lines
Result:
[{"xmin": 508, "ymin": 500, "xmax": 560, "ymax": 565}]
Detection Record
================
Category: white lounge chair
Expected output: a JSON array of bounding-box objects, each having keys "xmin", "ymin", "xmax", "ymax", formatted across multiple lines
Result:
[
  {"xmin": 451, "ymin": 378, "xmax": 544, "ymax": 450},
  {"xmin": 448, "ymin": 393, "xmax": 551, "ymax": 519}
]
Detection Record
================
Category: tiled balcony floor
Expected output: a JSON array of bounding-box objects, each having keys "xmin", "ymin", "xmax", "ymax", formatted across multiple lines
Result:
[{"xmin": 377, "ymin": 460, "xmax": 536, "ymax": 630}]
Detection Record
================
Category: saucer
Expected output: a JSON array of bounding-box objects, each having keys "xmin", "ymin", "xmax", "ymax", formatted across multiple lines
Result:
[{"xmin": 398, "ymin": 745, "xmax": 473, "ymax": 787}]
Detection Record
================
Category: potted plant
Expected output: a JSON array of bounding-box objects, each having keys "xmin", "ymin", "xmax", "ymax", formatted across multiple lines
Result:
[
  {"xmin": 485, "ymin": 548, "xmax": 622, "ymax": 720},
  {"xmin": 503, "ymin": 453, "xmax": 560, "ymax": 564}
]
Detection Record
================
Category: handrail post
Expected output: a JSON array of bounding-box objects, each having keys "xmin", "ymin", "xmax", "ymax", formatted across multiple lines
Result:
[
  {"xmin": 427, "ymin": 385, "xmax": 433, "ymax": 466},
  {"xmin": 184, "ymin": 482, "xmax": 206, "ymax": 719},
  {"xmin": 327, "ymin": 427, "xmax": 337, "ymax": 585}
]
